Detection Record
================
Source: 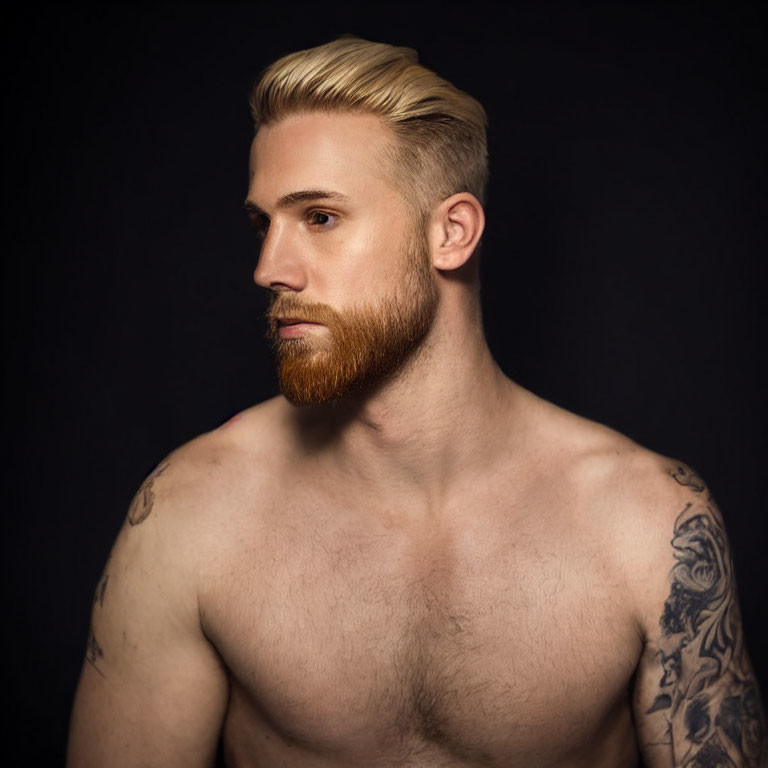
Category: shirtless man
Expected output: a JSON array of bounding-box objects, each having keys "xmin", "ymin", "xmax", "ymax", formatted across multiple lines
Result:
[{"xmin": 67, "ymin": 36, "xmax": 765, "ymax": 767}]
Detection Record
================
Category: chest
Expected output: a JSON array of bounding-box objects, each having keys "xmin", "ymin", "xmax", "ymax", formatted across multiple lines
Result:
[{"xmin": 203, "ymin": 502, "xmax": 640, "ymax": 763}]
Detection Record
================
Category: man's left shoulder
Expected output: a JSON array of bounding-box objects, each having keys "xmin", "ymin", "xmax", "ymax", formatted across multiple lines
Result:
[
  {"xmin": 564, "ymin": 420, "xmax": 712, "ymax": 536},
  {"xmin": 571, "ymin": 430, "xmax": 727, "ymax": 619},
  {"xmin": 558, "ymin": 422, "xmax": 721, "ymax": 583},
  {"xmin": 528, "ymin": 399, "xmax": 722, "ymax": 573}
]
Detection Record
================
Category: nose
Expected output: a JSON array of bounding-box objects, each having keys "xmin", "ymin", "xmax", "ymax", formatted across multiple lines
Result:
[{"xmin": 252, "ymin": 222, "xmax": 307, "ymax": 292}]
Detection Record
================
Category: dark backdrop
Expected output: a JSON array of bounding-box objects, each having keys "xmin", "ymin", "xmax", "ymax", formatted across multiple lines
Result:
[{"xmin": 2, "ymin": 2, "xmax": 766, "ymax": 764}]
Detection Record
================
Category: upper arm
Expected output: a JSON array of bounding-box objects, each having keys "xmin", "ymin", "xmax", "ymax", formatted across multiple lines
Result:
[
  {"xmin": 632, "ymin": 463, "xmax": 766, "ymax": 767},
  {"xmin": 67, "ymin": 459, "xmax": 229, "ymax": 768}
]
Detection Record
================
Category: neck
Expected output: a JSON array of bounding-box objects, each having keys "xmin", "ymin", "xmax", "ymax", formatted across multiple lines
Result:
[{"xmin": 290, "ymin": 293, "xmax": 526, "ymax": 507}]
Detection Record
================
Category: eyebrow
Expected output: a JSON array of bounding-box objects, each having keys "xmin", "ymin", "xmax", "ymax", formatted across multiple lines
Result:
[{"xmin": 243, "ymin": 189, "xmax": 351, "ymax": 216}]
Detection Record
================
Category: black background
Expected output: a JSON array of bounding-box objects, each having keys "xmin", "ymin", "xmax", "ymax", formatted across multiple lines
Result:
[{"xmin": 2, "ymin": 2, "xmax": 766, "ymax": 764}]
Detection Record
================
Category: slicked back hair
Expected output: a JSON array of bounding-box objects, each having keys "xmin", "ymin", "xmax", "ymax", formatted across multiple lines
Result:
[{"xmin": 249, "ymin": 36, "xmax": 489, "ymax": 229}]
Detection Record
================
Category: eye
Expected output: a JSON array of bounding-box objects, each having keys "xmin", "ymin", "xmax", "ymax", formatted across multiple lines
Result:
[{"xmin": 307, "ymin": 210, "xmax": 337, "ymax": 229}]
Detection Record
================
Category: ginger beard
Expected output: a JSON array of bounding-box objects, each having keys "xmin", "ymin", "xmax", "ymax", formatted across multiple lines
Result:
[{"xmin": 266, "ymin": 227, "xmax": 439, "ymax": 406}]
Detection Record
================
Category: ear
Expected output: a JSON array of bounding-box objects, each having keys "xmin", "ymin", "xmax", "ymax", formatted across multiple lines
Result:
[{"xmin": 428, "ymin": 192, "xmax": 485, "ymax": 271}]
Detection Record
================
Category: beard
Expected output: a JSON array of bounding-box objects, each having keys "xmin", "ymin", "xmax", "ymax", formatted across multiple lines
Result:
[{"xmin": 265, "ymin": 229, "xmax": 439, "ymax": 407}]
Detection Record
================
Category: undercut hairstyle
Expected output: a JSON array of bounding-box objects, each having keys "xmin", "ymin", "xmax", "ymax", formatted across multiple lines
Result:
[{"xmin": 249, "ymin": 36, "xmax": 489, "ymax": 227}]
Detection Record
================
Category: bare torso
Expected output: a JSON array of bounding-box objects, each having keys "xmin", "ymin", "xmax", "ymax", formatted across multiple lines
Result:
[{"xmin": 192, "ymin": 394, "xmax": 650, "ymax": 767}]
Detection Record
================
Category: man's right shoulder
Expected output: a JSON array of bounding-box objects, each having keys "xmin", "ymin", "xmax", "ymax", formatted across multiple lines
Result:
[{"xmin": 128, "ymin": 396, "xmax": 291, "ymax": 534}]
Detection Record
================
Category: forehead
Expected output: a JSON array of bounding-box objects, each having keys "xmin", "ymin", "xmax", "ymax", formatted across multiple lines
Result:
[{"xmin": 248, "ymin": 111, "xmax": 399, "ymax": 207}]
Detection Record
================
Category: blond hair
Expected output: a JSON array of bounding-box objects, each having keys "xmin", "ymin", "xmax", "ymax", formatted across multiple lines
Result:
[{"xmin": 249, "ymin": 36, "xmax": 488, "ymax": 226}]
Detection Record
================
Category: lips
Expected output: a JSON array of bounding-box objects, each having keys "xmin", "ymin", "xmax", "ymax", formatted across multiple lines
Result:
[
  {"xmin": 277, "ymin": 317, "xmax": 314, "ymax": 326},
  {"xmin": 274, "ymin": 316, "xmax": 326, "ymax": 340},
  {"xmin": 267, "ymin": 300, "xmax": 334, "ymax": 339},
  {"xmin": 276, "ymin": 317, "xmax": 327, "ymax": 330}
]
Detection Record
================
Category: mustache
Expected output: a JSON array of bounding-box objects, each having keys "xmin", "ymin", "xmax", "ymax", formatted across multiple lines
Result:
[{"xmin": 265, "ymin": 296, "xmax": 342, "ymax": 338}]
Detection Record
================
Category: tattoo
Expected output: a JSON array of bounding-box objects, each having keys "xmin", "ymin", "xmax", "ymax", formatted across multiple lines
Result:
[
  {"xmin": 86, "ymin": 551, "xmax": 112, "ymax": 674},
  {"xmin": 85, "ymin": 627, "xmax": 106, "ymax": 677},
  {"xmin": 670, "ymin": 463, "xmax": 707, "ymax": 493},
  {"xmin": 93, "ymin": 571, "xmax": 109, "ymax": 607},
  {"xmin": 127, "ymin": 461, "xmax": 170, "ymax": 526},
  {"xmin": 645, "ymin": 464, "xmax": 765, "ymax": 766}
]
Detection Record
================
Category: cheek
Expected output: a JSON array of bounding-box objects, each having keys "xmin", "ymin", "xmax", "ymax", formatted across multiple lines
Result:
[{"xmin": 315, "ymin": 224, "xmax": 406, "ymax": 302}]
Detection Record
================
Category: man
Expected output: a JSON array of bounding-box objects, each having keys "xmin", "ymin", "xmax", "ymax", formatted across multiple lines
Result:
[{"xmin": 67, "ymin": 36, "xmax": 765, "ymax": 767}]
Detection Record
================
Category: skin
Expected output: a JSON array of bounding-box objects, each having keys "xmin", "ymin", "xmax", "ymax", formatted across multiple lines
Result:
[{"xmin": 67, "ymin": 112, "xmax": 765, "ymax": 767}]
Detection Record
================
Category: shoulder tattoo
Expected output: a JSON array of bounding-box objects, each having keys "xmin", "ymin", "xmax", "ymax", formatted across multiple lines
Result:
[{"xmin": 127, "ymin": 461, "xmax": 170, "ymax": 526}]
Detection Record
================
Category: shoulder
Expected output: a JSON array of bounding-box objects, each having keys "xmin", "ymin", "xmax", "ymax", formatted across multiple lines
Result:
[
  {"xmin": 524, "ymin": 393, "xmax": 688, "ymax": 521},
  {"xmin": 117, "ymin": 397, "xmax": 293, "ymax": 571},
  {"xmin": 551, "ymin": 414, "xmax": 725, "ymax": 639},
  {"xmin": 87, "ymin": 398, "xmax": 292, "ymax": 652},
  {"xmin": 140, "ymin": 397, "xmax": 290, "ymax": 513},
  {"xmin": 528, "ymin": 396, "xmax": 711, "ymax": 534},
  {"xmin": 524, "ymin": 407, "xmax": 767, "ymax": 767},
  {"xmin": 525, "ymin": 397, "xmax": 723, "ymax": 624}
]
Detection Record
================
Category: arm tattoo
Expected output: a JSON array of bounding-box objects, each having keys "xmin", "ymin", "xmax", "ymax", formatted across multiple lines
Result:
[
  {"xmin": 85, "ymin": 627, "xmax": 106, "ymax": 677},
  {"xmin": 93, "ymin": 571, "xmax": 109, "ymax": 608},
  {"xmin": 127, "ymin": 461, "xmax": 170, "ymax": 526},
  {"xmin": 646, "ymin": 464, "xmax": 765, "ymax": 766},
  {"xmin": 84, "ymin": 461, "xmax": 171, "ymax": 675},
  {"xmin": 85, "ymin": 555, "xmax": 111, "ymax": 675}
]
